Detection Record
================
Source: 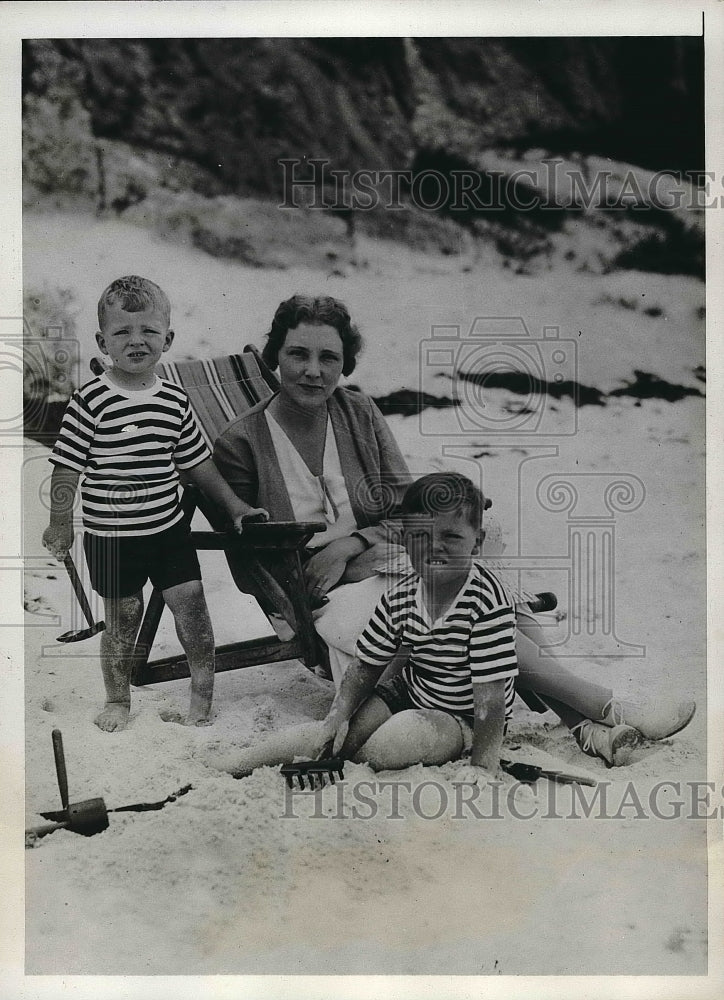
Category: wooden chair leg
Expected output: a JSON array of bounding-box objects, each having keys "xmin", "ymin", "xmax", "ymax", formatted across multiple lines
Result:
[
  {"xmin": 130, "ymin": 556, "xmax": 323, "ymax": 684},
  {"xmin": 284, "ymin": 551, "xmax": 322, "ymax": 669},
  {"xmin": 132, "ymin": 587, "xmax": 166, "ymax": 685},
  {"xmin": 240, "ymin": 558, "xmax": 298, "ymax": 629},
  {"xmin": 223, "ymin": 547, "xmax": 323, "ymax": 670},
  {"xmin": 516, "ymin": 688, "xmax": 550, "ymax": 714}
]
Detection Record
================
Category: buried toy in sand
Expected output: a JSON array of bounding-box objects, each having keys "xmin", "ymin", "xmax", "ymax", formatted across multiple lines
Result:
[{"xmin": 25, "ymin": 729, "xmax": 192, "ymax": 846}]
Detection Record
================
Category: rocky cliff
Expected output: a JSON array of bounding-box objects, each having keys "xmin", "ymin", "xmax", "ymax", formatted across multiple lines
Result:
[{"xmin": 23, "ymin": 36, "xmax": 703, "ymax": 201}]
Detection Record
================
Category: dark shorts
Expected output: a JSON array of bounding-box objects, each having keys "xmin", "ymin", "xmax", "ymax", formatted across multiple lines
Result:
[
  {"xmin": 374, "ymin": 672, "xmax": 422, "ymax": 715},
  {"xmin": 83, "ymin": 520, "xmax": 202, "ymax": 599},
  {"xmin": 374, "ymin": 673, "xmax": 477, "ymax": 753},
  {"xmin": 374, "ymin": 673, "xmax": 512, "ymax": 753}
]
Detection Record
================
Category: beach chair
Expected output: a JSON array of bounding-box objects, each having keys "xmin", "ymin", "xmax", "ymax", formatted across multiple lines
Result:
[{"xmin": 88, "ymin": 348, "xmax": 553, "ymax": 712}]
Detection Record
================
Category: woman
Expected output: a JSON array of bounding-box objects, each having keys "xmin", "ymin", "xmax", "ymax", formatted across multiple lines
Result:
[
  {"xmin": 213, "ymin": 295, "xmax": 695, "ymax": 765},
  {"xmin": 213, "ymin": 294, "xmax": 411, "ymax": 684}
]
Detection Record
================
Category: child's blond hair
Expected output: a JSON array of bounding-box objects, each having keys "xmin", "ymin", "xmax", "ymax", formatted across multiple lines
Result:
[{"xmin": 97, "ymin": 275, "xmax": 171, "ymax": 329}]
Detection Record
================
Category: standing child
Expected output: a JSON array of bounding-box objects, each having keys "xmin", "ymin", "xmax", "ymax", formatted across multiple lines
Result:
[{"xmin": 42, "ymin": 275, "xmax": 267, "ymax": 730}]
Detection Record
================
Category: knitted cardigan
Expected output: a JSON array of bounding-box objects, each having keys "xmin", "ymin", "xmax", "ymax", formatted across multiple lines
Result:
[{"xmin": 213, "ymin": 387, "xmax": 412, "ymax": 549}]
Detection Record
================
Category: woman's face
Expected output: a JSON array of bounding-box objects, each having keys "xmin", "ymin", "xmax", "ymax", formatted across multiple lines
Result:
[{"xmin": 277, "ymin": 322, "xmax": 345, "ymax": 410}]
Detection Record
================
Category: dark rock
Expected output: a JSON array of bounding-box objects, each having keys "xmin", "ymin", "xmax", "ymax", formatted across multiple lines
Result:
[{"xmin": 23, "ymin": 37, "xmax": 703, "ymax": 202}]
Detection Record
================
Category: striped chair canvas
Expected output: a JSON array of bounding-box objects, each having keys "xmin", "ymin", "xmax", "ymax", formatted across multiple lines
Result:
[{"xmin": 158, "ymin": 350, "xmax": 279, "ymax": 450}]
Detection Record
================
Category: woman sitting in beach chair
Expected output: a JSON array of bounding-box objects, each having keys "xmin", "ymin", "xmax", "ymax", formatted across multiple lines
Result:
[{"xmin": 212, "ymin": 294, "xmax": 695, "ymax": 766}]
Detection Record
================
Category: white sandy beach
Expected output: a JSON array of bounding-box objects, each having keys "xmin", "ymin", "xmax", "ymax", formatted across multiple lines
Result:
[{"xmin": 20, "ymin": 210, "xmax": 710, "ymax": 975}]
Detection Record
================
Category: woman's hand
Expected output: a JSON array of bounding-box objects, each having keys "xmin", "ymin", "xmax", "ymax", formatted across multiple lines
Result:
[
  {"xmin": 340, "ymin": 541, "xmax": 406, "ymax": 584},
  {"xmin": 304, "ymin": 536, "xmax": 365, "ymax": 600}
]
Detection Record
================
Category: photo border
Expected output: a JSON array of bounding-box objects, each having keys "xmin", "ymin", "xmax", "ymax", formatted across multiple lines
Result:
[{"xmin": 2, "ymin": 2, "xmax": 722, "ymax": 998}]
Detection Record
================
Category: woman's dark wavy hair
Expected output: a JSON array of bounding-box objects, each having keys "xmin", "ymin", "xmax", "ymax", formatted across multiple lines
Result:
[
  {"xmin": 400, "ymin": 473, "xmax": 489, "ymax": 530},
  {"xmin": 261, "ymin": 295, "xmax": 363, "ymax": 376}
]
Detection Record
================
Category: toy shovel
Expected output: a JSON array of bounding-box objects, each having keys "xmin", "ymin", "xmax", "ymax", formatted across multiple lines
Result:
[
  {"xmin": 56, "ymin": 553, "xmax": 105, "ymax": 643},
  {"xmin": 501, "ymin": 758, "xmax": 597, "ymax": 786}
]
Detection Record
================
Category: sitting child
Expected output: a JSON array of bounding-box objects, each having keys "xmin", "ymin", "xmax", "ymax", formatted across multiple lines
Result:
[
  {"xmin": 203, "ymin": 471, "xmax": 695, "ymax": 777},
  {"xmin": 42, "ymin": 275, "xmax": 267, "ymax": 730},
  {"xmin": 208, "ymin": 472, "xmax": 520, "ymax": 780}
]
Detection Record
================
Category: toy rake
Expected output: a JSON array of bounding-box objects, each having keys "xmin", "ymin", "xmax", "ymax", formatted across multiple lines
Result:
[{"xmin": 280, "ymin": 739, "xmax": 345, "ymax": 790}]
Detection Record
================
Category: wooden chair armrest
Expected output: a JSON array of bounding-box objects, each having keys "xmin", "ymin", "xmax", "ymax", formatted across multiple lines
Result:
[{"xmin": 190, "ymin": 521, "xmax": 325, "ymax": 551}]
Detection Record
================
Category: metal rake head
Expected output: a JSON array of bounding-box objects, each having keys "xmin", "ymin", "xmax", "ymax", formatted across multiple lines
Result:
[{"xmin": 280, "ymin": 757, "xmax": 345, "ymax": 790}]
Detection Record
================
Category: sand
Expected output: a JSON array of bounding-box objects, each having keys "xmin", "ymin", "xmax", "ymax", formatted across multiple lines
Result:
[{"xmin": 18, "ymin": 210, "xmax": 714, "ymax": 978}]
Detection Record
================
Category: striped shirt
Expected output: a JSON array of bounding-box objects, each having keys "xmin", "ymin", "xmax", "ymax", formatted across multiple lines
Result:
[
  {"xmin": 356, "ymin": 562, "xmax": 518, "ymax": 720},
  {"xmin": 49, "ymin": 374, "xmax": 210, "ymax": 536}
]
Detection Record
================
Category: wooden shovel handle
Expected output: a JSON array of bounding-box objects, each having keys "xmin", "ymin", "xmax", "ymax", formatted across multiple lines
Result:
[
  {"xmin": 52, "ymin": 729, "xmax": 69, "ymax": 810},
  {"xmin": 63, "ymin": 554, "xmax": 97, "ymax": 628}
]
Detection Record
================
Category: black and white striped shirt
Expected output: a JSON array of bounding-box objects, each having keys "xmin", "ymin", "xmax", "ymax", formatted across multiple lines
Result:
[
  {"xmin": 356, "ymin": 563, "xmax": 518, "ymax": 719},
  {"xmin": 50, "ymin": 374, "xmax": 210, "ymax": 536}
]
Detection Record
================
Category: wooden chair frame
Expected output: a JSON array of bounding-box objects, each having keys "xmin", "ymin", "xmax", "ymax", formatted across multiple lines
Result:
[{"xmin": 130, "ymin": 501, "xmax": 327, "ymax": 685}]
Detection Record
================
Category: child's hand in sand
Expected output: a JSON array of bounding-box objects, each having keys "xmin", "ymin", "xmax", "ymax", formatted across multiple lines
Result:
[
  {"xmin": 453, "ymin": 763, "xmax": 500, "ymax": 788},
  {"xmin": 452, "ymin": 762, "xmax": 538, "ymax": 811},
  {"xmin": 315, "ymin": 715, "xmax": 350, "ymax": 758}
]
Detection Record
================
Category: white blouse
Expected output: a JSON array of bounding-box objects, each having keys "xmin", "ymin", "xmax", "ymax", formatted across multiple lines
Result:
[{"xmin": 265, "ymin": 410, "xmax": 357, "ymax": 549}]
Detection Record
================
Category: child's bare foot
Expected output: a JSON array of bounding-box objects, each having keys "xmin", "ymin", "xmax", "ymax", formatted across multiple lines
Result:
[
  {"xmin": 190, "ymin": 714, "xmax": 213, "ymax": 728},
  {"xmin": 159, "ymin": 708, "xmax": 185, "ymax": 724},
  {"xmin": 199, "ymin": 747, "xmax": 246, "ymax": 773},
  {"xmin": 159, "ymin": 707, "xmax": 213, "ymax": 727},
  {"xmin": 188, "ymin": 689, "xmax": 213, "ymax": 727},
  {"xmin": 94, "ymin": 703, "xmax": 130, "ymax": 732}
]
